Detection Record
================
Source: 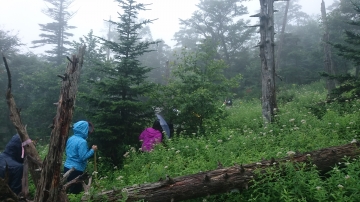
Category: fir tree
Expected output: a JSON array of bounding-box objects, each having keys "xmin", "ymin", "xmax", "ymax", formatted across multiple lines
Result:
[
  {"xmin": 324, "ymin": 1, "xmax": 360, "ymax": 100},
  {"xmin": 32, "ymin": 0, "xmax": 76, "ymax": 65},
  {"xmin": 333, "ymin": 10, "xmax": 360, "ymax": 76},
  {"xmin": 84, "ymin": 0, "xmax": 158, "ymax": 165}
]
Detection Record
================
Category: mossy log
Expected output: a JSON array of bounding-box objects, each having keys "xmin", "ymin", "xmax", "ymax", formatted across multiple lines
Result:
[{"xmin": 86, "ymin": 142, "xmax": 360, "ymax": 202}]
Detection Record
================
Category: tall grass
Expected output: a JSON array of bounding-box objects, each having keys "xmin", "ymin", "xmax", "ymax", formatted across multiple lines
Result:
[{"xmin": 35, "ymin": 81, "xmax": 360, "ymax": 201}]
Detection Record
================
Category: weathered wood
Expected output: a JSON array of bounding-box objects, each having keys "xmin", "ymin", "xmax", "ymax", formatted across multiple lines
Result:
[
  {"xmin": 257, "ymin": 0, "xmax": 277, "ymax": 123},
  {"xmin": 321, "ymin": 0, "xmax": 336, "ymax": 96},
  {"xmin": 86, "ymin": 142, "xmax": 360, "ymax": 202},
  {"xmin": 3, "ymin": 54, "xmax": 43, "ymax": 187},
  {"xmin": 34, "ymin": 45, "xmax": 86, "ymax": 202}
]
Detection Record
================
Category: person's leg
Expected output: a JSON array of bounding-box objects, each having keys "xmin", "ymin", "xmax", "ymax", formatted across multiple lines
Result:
[{"xmin": 64, "ymin": 167, "xmax": 84, "ymax": 194}]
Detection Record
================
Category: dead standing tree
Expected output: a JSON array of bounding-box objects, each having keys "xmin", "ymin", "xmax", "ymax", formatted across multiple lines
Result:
[
  {"xmin": 34, "ymin": 45, "xmax": 86, "ymax": 201},
  {"xmin": 3, "ymin": 53, "xmax": 43, "ymax": 187},
  {"xmin": 2, "ymin": 45, "xmax": 86, "ymax": 201},
  {"xmin": 321, "ymin": 0, "xmax": 336, "ymax": 96},
  {"xmin": 251, "ymin": 0, "xmax": 278, "ymax": 123}
]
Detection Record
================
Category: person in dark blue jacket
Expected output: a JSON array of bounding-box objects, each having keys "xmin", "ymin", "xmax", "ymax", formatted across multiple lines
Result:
[
  {"xmin": 0, "ymin": 134, "xmax": 24, "ymax": 195},
  {"xmin": 64, "ymin": 121, "xmax": 98, "ymax": 194}
]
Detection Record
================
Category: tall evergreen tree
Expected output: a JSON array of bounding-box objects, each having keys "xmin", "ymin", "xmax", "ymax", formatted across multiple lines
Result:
[
  {"xmin": 324, "ymin": 1, "xmax": 360, "ymax": 100},
  {"xmin": 332, "ymin": 1, "xmax": 360, "ymax": 72},
  {"xmin": 83, "ymin": 0, "xmax": 158, "ymax": 165},
  {"xmin": 32, "ymin": 0, "xmax": 76, "ymax": 65}
]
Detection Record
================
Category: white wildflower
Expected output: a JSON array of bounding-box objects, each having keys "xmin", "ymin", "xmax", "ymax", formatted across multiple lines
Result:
[{"xmin": 287, "ymin": 151, "xmax": 295, "ymax": 157}]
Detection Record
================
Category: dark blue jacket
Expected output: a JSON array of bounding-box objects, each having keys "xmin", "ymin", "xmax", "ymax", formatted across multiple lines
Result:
[
  {"xmin": 64, "ymin": 121, "xmax": 94, "ymax": 171},
  {"xmin": 0, "ymin": 134, "xmax": 23, "ymax": 195}
]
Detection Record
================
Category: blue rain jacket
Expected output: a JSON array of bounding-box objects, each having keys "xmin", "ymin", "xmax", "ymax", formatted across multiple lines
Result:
[
  {"xmin": 64, "ymin": 121, "xmax": 94, "ymax": 171},
  {"xmin": 0, "ymin": 134, "xmax": 23, "ymax": 195}
]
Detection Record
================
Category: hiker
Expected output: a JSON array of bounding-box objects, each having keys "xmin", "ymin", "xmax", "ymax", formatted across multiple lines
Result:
[
  {"xmin": 139, "ymin": 120, "xmax": 163, "ymax": 152},
  {"xmin": 64, "ymin": 121, "xmax": 98, "ymax": 194},
  {"xmin": 0, "ymin": 134, "xmax": 24, "ymax": 195}
]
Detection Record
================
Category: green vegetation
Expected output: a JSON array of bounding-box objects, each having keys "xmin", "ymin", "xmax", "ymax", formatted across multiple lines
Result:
[
  {"xmin": 29, "ymin": 81, "xmax": 360, "ymax": 201},
  {"xmin": 2, "ymin": 0, "xmax": 360, "ymax": 200}
]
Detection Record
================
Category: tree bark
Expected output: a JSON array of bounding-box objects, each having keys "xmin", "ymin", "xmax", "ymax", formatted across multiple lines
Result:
[
  {"xmin": 258, "ymin": 0, "xmax": 277, "ymax": 123},
  {"xmin": 34, "ymin": 45, "xmax": 86, "ymax": 202},
  {"xmin": 85, "ymin": 142, "xmax": 360, "ymax": 202},
  {"xmin": 321, "ymin": 0, "xmax": 336, "ymax": 96},
  {"xmin": 3, "ymin": 54, "xmax": 43, "ymax": 187}
]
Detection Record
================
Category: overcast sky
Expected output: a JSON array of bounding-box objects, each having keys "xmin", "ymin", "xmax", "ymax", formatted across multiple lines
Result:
[{"xmin": 1, "ymin": 0, "xmax": 335, "ymax": 54}]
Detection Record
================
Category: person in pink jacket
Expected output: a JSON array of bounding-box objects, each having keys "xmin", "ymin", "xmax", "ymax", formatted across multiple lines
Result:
[{"xmin": 139, "ymin": 120, "xmax": 163, "ymax": 152}]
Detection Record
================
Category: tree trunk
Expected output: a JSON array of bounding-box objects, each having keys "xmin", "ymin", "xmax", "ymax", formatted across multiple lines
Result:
[
  {"xmin": 257, "ymin": 0, "xmax": 277, "ymax": 123},
  {"xmin": 321, "ymin": 0, "xmax": 336, "ymax": 96},
  {"xmin": 34, "ymin": 45, "xmax": 86, "ymax": 202},
  {"xmin": 85, "ymin": 142, "xmax": 360, "ymax": 202},
  {"xmin": 275, "ymin": 0, "xmax": 290, "ymax": 72},
  {"xmin": 3, "ymin": 54, "xmax": 43, "ymax": 187}
]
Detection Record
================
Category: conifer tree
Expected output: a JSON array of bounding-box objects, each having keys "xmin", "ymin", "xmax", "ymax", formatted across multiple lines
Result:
[
  {"xmin": 84, "ymin": 0, "xmax": 158, "ymax": 164},
  {"xmin": 32, "ymin": 0, "xmax": 76, "ymax": 65},
  {"xmin": 333, "ymin": 2, "xmax": 360, "ymax": 76},
  {"xmin": 325, "ymin": 1, "xmax": 360, "ymax": 100}
]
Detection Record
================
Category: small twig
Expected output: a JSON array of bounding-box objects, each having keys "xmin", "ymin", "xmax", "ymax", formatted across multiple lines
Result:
[
  {"xmin": 2, "ymin": 53, "xmax": 11, "ymax": 90},
  {"xmin": 62, "ymin": 172, "xmax": 87, "ymax": 191},
  {"xmin": 61, "ymin": 167, "xmax": 75, "ymax": 185},
  {"xmin": 94, "ymin": 151, "xmax": 97, "ymax": 179},
  {"xmin": 57, "ymin": 74, "xmax": 67, "ymax": 81},
  {"xmin": 82, "ymin": 176, "xmax": 92, "ymax": 194},
  {"xmin": 66, "ymin": 56, "xmax": 73, "ymax": 63}
]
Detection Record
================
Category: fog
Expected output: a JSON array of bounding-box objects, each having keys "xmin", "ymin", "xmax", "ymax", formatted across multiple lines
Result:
[{"xmin": 0, "ymin": 0, "xmax": 335, "ymax": 54}]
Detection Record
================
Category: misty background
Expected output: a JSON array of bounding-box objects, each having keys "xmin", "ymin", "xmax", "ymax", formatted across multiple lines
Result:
[
  {"xmin": 1, "ymin": 0, "xmax": 334, "ymax": 54},
  {"xmin": 0, "ymin": 0, "xmax": 356, "ymax": 170}
]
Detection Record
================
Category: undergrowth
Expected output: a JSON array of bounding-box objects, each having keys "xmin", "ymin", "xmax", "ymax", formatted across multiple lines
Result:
[{"xmin": 34, "ymin": 81, "xmax": 360, "ymax": 201}]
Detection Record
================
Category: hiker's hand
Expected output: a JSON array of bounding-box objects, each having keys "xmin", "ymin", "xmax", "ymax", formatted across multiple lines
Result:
[{"xmin": 92, "ymin": 145, "xmax": 98, "ymax": 151}]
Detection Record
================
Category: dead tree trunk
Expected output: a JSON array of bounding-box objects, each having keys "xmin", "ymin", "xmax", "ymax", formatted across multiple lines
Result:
[
  {"xmin": 275, "ymin": 0, "xmax": 290, "ymax": 71},
  {"xmin": 34, "ymin": 45, "xmax": 86, "ymax": 202},
  {"xmin": 252, "ymin": 0, "xmax": 277, "ymax": 123},
  {"xmin": 85, "ymin": 142, "xmax": 360, "ymax": 202},
  {"xmin": 321, "ymin": 0, "xmax": 336, "ymax": 96},
  {"xmin": 3, "ymin": 54, "xmax": 43, "ymax": 187}
]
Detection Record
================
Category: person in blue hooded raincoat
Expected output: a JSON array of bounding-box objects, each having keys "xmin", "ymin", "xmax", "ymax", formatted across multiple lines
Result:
[
  {"xmin": 0, "ymin": 134, "xmax": 24, "ymax": 195},
  {"xmin": 64, "ymin": 120, "xmax": 97, "ymax": 194}
]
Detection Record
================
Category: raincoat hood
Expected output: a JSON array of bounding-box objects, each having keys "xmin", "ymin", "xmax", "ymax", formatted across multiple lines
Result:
[
  {"xmin": 3, "ymin": 134, "xmax": 23, "ymax": 164},
  {"xmin": 73, "ymin": 121, "xmax": 89, "ymax": 140}
]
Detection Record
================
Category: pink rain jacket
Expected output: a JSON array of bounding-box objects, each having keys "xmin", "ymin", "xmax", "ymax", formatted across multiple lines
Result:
[{"xmin": 139, "ymin": 128, "xmax": 162, "ymax": 152}]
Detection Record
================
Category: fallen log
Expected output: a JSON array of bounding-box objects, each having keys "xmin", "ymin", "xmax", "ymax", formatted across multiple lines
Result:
[{"xmin": 86, "ymin": 142, "xmax": 360, "ymax": 202}]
